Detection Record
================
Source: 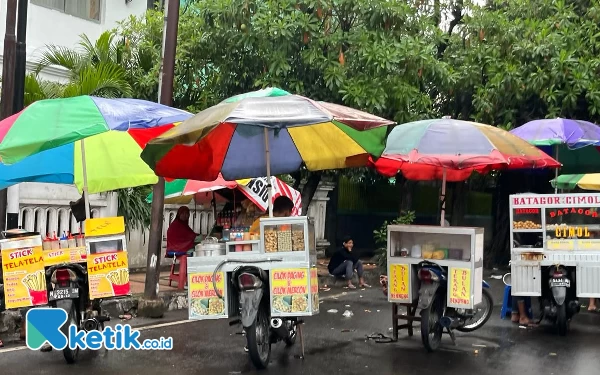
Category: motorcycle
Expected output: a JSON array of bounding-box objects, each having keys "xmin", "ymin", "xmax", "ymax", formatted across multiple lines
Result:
[
  {"xmin": 229, "ymin": 265, "xmax": 299, "ymax": 369},
  {"xmin": 417, "ymin": 261, "xmax": 493, "ymax": 352},
  {"xmin": 45, "ymin": 262, "xmax": 109, "ymax": 363},
  {"xmin": 540, "ymin": 264, "xmax": 579, "ymax": 336}
]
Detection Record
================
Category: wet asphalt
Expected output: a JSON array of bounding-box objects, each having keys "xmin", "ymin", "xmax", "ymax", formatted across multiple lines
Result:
[{"xmin": 1, "ymin": 278, "xmax": 599, "ymax": 375}]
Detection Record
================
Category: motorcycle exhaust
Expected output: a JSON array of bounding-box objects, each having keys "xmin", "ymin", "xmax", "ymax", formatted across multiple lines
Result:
[
  {"xmin": 83, "ymin": 318, "xmax": 99, "ymax": 332},
  {"xmin": 270, "ymin": 318, "xmax": 290, "ymax": 340}
]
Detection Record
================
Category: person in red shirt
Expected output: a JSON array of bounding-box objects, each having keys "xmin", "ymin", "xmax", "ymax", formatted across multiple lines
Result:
[{"xmin": 166, "ymin": 206, "xmax": 200, "ymax": 257}]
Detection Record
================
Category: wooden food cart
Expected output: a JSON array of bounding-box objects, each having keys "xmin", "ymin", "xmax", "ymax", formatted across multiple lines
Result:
[
  {"xmin": 510, "ymin": 193, "xmax": 600, "ymax": 298},
  {"xmin": 187, "ymin": 216, "xmax": 319, "ymax": 321},
  {"xmin": 386, "ymin": 225, "xmax": 484, "ymax": 339}
]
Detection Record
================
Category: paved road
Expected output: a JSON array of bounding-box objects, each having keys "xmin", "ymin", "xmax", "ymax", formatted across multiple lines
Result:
[{"xmin": 1, "ymin": 281, "xmax": 599, "ymax": 375}]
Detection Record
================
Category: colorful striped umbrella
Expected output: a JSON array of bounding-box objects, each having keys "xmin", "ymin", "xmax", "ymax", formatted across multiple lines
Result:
[
  {"xmin": 0, "ymin": 96, "xmax": 191, "ymax": 164},
  {"xmin": 373, "ymin": 119, "xmax": 560, "ymax": 182},
  {"xmin": 372, "ymin": 118, "xmax": 560, "ymax": 225},
  {"xmin": 140, "ymin": 87, "xmax": 393, "ymax": 182},
  {"xmin": 0, "ymin": 96, "xmax": 192, "ymax": 217},
  {"xmin": 141, "ymin": 87, "xmax": 393, "ymax": 216},
  {"xmin": 0, "ymin": 124, "xmax": 180, "ymax": 193},
  {"xmin": 550, "ymin": 174, "xmax": 600, "ymax": 191}
]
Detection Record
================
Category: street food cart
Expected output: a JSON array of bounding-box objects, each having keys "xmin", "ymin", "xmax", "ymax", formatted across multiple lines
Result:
[
  {"xmin": 187, "ymin": 216, "xmax": 319, "ymax": 320},
  {"xmin": 386, "ymin": 225, "xmax": 484, "ymax": 308},
  {"xmin": 0, "ymin": 216, "xmax": 130, "ymax": 312},
  {"xmin": 510, "ymin": 193, "xmax": 600, "ymax": 297},
  {"xmin": 84, "ymin": 217, "xmax": 130, "ymax": 298}
]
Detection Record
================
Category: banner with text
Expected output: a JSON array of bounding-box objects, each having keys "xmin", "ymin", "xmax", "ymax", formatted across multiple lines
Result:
[
  {"xmin": 43, "ymin": 247, "xmax": 87, "ymax": 267},
  {"xmin": 448, "ymin": 267, "xmax": 472, "ymax": 308},
  {"xmin": 188, "ymin": 272, "xmax": 227, "ymax": 320},
  {"xmin": 270, "ymin": 268, "xmax": 312, "ymax": 316},
  {"xmin": 1, "ymin": 236, "xmax": 48, "ymax": 309},
  {"xmin": 87, "ymin": 251, "xmax": 130, "ymax": 299},
  {"xmin": 388, "ymin": 264, "xmax": 411, "ymax": 303}
]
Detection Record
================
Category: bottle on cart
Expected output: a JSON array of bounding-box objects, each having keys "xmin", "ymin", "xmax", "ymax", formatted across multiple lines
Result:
[{"xmin": 223, "ymin": 223, "xmax": 230, "ymax": 242}]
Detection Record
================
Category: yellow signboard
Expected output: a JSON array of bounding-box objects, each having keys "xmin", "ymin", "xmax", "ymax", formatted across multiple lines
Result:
[
  {"xmin": 578, "ymin": 240, "xmax": 600, "ymax": 250},
  {"xmin": 189, "ymin": 272, "xmax": 226, "ymax": 318},
  {"xmin": 310, "ymin": 267, "xmax": 319, "ymax": 312},
  {"xmin": 43, "ymin": 247, "xmax": 87, "ymax": 267},
  {"xmin": 389, "ymin": 264, "xmax": 410, "ymax": 302},
  {"xmin": 84, "ymin": 217, "xmax": 125, "ymax": 237},
  {"xmin": 87, "ymin": 251, "xmax": 130, "ymax": 299},
  {"xmin": 547, "ymin": 239, "xmax": 575, "ymax": 250},
  {"xmin": 449, "ymin": 267, "xmax": 471, "ymax": 307},
  {"xmin": 270, "ymin": 268, "xmax": 309, "ymax": 314},
  {"xmin": 1, "ymin": 239, "xmax": 47, "ymax": 309}
]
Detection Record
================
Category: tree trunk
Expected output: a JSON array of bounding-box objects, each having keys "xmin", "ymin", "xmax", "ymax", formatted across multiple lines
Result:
[
  {"xmin": 450, "ymin": 181, "xmax": 466, "ymax": 226},
  {"xmin": 301, "ymin": 171, "xmax": 322, "ymax": 216}
]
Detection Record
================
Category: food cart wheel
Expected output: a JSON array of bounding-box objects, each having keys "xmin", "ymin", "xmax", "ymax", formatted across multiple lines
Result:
[
  {"xmin": 557, "ymin": 304, "xmax": 568, "ymax": 336},
  {"xmin": 420, "ymin": 295, "xmax": 443, "ymax": 352},
  {"xmin": 246, "ymin": 307, "xmax": 271, "ymax": 369}
]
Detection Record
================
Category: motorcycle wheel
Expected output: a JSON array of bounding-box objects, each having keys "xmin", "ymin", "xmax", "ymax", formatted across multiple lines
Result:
[
  {"xmin": 284, "ymin": 320, "xmax": 297, "ymax": 347},
  {"xmin": 557, "ymin": 304, "xmax": 568, "ymax": 336},
  {"xmin": 420, "ymin": 293, "xmax": 443, "ymax": 352},
  {"xmin": 246, "ymin": 306, "xmax": 271, "ymax": 369},
  {"xmin": 456, "ymin": 289, "xmax": 494, "ymax": 332},
  {"xmin": 56, "ymin": 300, "xmax": 80, "ymax": 364}
]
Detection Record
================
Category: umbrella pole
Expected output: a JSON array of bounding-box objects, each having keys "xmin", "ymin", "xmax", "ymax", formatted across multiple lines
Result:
[
  {"xmin": 264, "ymin": 128, "xmax": 273, "ymax": 218},
  {"xmin": 554, "ymin": 145, "xmax": 559, "ymax": 194},
  {"xmin": 440, "ymin": 168, "xmax": 447, "ymax": 227},
  {"xmin": 80, "ymin": 139, "xmax": 91, "ymax": 220}
]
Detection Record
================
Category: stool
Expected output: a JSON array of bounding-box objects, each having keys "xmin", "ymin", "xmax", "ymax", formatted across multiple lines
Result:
[
  {"xmin": 168, "ymin": 254, "xmax": 188, "ymax": 290},
  {"xmin": 500, "ymin": 285, "xmax": 533, "ymax": 319}
]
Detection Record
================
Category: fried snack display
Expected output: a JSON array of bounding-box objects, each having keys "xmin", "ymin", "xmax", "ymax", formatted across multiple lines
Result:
[
  {"xmin": 22, "ymin": 270, "xmax": 45, "ymax": 291},
  {"xmin": 513, "ymin": 220, "xmax": 542, "ymax": 229},
  {"xmin": 264, "ymin": 230, "xmax": 278, "ymax": 252},
  {"xmin": 208, "ymin": 297, "xmax": 225, "ymax": 315},
  {"xmin": 291, "ymin": 295, "xmax": 308, "ymax": 313},
  {"xmin": 273, "ymin": 296, "xmax": 291, "ymax": 313},
  {"xmin": 312, "ymin": 293, "xmax": 319, "ymax": 311},
  {"xmin": 277, "ymin": 229, "xmax": 293, "ymax": 252},
  {"xmin": 106, "ymin": 268, "xmax": 130, "ymax": 285},
  {"xmin": 191, "ymin": 299, "xmax": 208, "ymax": 316},
  {"xmin": 292, "ymin": 230, "xmax": 305, "ymax": 251}
]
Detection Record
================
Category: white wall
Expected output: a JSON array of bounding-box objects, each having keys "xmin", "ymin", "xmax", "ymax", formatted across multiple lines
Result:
[{"xmin": 0, "ymin": 0, "xmax": 147, "ymax": 81}]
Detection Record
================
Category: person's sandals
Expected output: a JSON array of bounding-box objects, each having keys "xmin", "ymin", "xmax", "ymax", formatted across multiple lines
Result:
[
  {"xmin": 40, "ymin": 343, "xmax": 53, "ymax": 352},
  {"xmin": 347, "ymin": 284, "xmax": 357, "ymax": 289},
  {"xmin": 360, "ymin": 283, "xmax": 371, "ymax": 288},
  {"xmin": 587, "ymin": 305, "xmax": 598, "ymax": 312},
  {"xmin": 0, "ymin": 339, "xmax": 4, "ymax": 348}
]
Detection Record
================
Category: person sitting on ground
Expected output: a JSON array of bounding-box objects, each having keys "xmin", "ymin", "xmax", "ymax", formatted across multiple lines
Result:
[
  {"xmin": 249, "ymin": 196, "xmax": 294, "ymax": 233},
  {"xmin": 328, "ymin": 236, "xmax": 371, "ymax": 289},
  {"xmin": 166, "ymin": 206, "xmax": 201, "ymax": 257}
]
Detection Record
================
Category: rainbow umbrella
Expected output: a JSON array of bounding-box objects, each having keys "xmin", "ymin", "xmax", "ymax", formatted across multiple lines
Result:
[
  {"xmin": 372, "ymin": 118, "xmax": 560, "ymax": 225},
  {"xmin": 0, "ymin": 96, "xmax": 192, "ymax": 217},
  {"xmin": 140, "ymin": 87, "xmax": 393, "ymax": 215}
]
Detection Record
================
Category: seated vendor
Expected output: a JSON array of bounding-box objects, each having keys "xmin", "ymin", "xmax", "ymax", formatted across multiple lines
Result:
[
  {"xmin": 328, "ymin": 236, "xmax": 371, "ymax": 289},
  {"xmin": 249, "ymin": 196, "xmax": 294, "ymax": 233},
  {"xmin": 166, "ymin": 206, "xmax": 201, "ymax": 257}
]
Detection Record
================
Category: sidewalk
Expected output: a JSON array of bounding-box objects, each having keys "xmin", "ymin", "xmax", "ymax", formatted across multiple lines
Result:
[{"xmin": 128, "ymin": 258, "xmax": 381, "ymax": 294}]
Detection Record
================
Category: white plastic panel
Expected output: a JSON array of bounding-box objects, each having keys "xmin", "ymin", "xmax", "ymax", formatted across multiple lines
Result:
[
  {"xmin": 576, "ymin": 264, "xmax": 600, "ymax": 297},
  {"xmin": 511, "ymin": 263, "xmax": 541, "ymax": 296}
]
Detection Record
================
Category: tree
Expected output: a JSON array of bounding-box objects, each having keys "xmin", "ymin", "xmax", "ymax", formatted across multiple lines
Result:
[
  {"xmin": 24, "ymin": 32, "xmax": 149, "ymax": 233},
  {"xmin": 26, "ymin": 32, "xmax": 132, "ymax": 103},
  {"xmin": 117, "ymin": 0, "xmax": 454, "ymax": 209},
  {"xmin": 438, "ymin": 0, "xmax": 600, "ymax": 264}
]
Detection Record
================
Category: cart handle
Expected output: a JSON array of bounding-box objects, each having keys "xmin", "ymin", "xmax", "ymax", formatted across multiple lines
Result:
[{"xmin": 211, "ymin": 258, "xmax": 284, "ymax": 299}]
